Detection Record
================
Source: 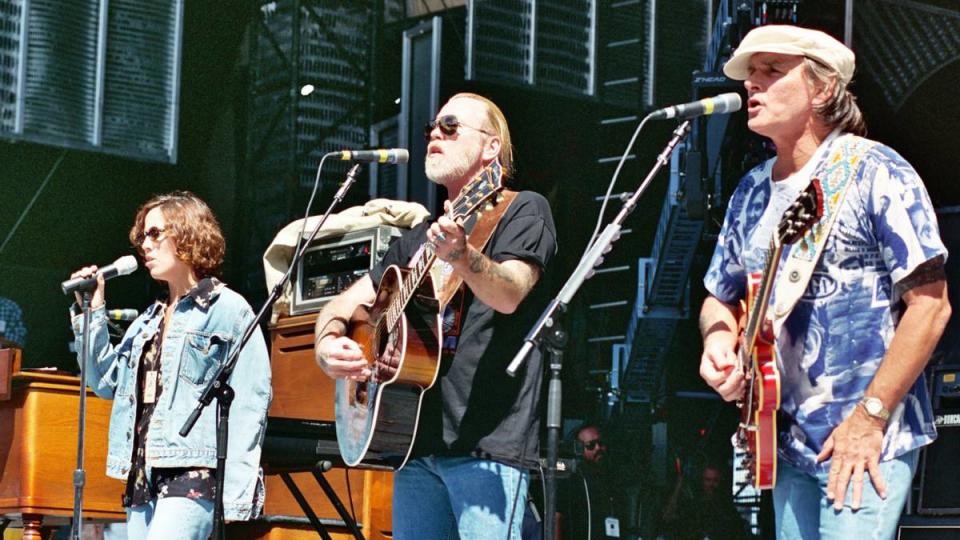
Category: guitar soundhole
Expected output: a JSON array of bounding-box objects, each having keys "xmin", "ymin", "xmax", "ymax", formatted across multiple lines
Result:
[
  {"xmin": 375, "ymin": 329, "xmax": 400, "ymax": 381},
  {"xmin": 353, "ymin": 381, "xmax": 368, "ymax": 406}
]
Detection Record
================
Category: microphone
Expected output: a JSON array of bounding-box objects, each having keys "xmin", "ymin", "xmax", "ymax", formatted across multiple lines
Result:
[
  {"xmin": 107, "ymin": 309, "xmax": 139, "ymax": 321},
  {"xmin": 650, "ymin": 93, "xmax": 742, "ymax": 120},
  {"xmin": 335, "ymin": 148, "xmax": 409, "ymax": 164},
  {"xmin": 61, "ymin": 255, "xmax": 139, "ymax": 295}
]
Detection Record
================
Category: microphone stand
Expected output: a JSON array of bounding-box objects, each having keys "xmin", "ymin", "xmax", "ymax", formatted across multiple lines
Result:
[
  {"xmin": 179, "ymin": 164, "xmax": 362, "ymax": 540},
  {"xmin": 506, "ymin": 120, "xmax": 692, "ymax": 540},
  {"xmin": 70, "ymin": 291, "xmax": 92, "ymax": 540}
]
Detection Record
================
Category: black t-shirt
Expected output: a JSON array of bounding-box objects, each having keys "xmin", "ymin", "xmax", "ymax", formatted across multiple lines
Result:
[
  {"xmin": 558, "ymin": 471, "xmax": 625, "ymax": 540},
  {"xmin": 368, "ymin": 190, "xmax": 557, "ymax": 468}
]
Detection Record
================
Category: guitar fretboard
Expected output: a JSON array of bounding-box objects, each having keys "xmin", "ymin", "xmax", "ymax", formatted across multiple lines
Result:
[
  {"xmin": 385, "ymin": 244, "xmax": 437, "ymax": 331},
  {"xmin": 743, "ymin": 238, "xmax": 782, "ymax": 351},
  {"xmin": 380, "ymin": 161, "xmax": 502, "ymax": 334}
]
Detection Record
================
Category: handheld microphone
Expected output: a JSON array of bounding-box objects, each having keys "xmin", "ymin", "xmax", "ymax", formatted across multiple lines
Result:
[
  {"xmin": 335, "ymin": 148, "xmax": 409, "ymax": 164},
  {"xmin": 61, "ymin": 255, "xmax": 139, "ymax": 295},
  {"xmin": 107, "ymin": 309, "xmax": 139, "ymax": 321},
  {"xmin": 650, "ymin": 92, "xmax": 742, "ymax": 120}
]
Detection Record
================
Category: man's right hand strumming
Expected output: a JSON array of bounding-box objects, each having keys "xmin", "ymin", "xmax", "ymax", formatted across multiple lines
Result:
[
  {"xmin": 699, "ymin": 337, "xmax": 744, "ymax": 402},
  {"xmin": 315, "ymin": 335, "xmax": 370, "ymax": 381},
  {"xmin": 698, "ymin": 295, "xmax": 744, "ymax": 401},
  {"xmin": 313, "ymin": 276, "xmax": 377, "ymax": 381}
]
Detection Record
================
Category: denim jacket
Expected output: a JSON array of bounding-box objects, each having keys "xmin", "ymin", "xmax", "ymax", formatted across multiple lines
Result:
[{"xmin": 72, "ymin": 280, "xmax": 272, "ymax": 520}]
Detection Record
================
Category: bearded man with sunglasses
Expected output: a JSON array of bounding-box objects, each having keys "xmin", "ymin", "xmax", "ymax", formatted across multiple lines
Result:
[{"xmin": 315, "ymin": 93, "xmax": 557, "ymax": 539}]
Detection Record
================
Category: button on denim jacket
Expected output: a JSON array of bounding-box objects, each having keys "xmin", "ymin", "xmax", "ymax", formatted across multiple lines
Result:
[{"xmin": 72, "ymin": 283, "xmax": 272, "ymax": 520}]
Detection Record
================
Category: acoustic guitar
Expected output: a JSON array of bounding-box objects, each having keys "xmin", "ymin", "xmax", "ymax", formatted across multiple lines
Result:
[{"xmin": 335, "ymin": 161, "xmax": 504, "ymax": 469}]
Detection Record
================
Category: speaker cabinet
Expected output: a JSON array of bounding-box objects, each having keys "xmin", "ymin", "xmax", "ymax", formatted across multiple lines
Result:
[
  {"xmin": 918, "ymin": 412, "xmax": 960, "ymax": 514},
  {"xmin": 917, "ymin": 367, "xmax": 960, "ymax": 515},
  {"xmin": 898, "ymin": 515, "xmax": 960, "ymax": 539}
]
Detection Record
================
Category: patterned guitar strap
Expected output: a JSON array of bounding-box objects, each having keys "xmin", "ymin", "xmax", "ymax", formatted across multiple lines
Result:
[
  {"xmin": 771, "ymin": 134, "xmax": 876, "ymax": 326},
  {"xmin": 430, "ymin": 190, "xmax": 518, "ymax": 356}
]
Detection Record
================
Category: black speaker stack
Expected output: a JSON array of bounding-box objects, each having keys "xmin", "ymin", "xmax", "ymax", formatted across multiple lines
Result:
[{"xmin": 899, "ymin": 365, "xmax": 960, "ymax": 538}]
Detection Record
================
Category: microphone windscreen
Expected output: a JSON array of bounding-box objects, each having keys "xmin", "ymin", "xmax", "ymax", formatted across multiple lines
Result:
[
  {"xmin": 716, "ymin": 92, "xmax": 742, "ymax": 113},
  {"xmin": 112, "ymin": 255, "xmax": 139, "ymax": 276}
]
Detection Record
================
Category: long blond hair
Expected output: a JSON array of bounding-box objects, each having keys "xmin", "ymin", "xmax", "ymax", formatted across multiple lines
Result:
[{"xmin": 449, "ymin": 92, "xmax": 514, "ymax": 177}]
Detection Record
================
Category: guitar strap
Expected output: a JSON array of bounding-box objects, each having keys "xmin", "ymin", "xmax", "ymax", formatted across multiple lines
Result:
[
  {"xmin": 435, "ymin": 189, "xmax": 518, "ymax": 308},
  {"xmin": 771, "ymin": 134, "xmax": 876, "ymax": 322}
]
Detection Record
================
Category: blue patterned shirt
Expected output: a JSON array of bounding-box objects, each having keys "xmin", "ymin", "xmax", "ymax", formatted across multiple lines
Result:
[
  {"xmin": 0, "ymin": 296, "xmax": 27, "ymax": 347},
  {"xmin": 704, "ymin": 135, "xmax": 947, "ymax": 473}
]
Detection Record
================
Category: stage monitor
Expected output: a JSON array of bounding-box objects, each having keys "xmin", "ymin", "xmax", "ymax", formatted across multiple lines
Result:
[{"xmin": 290, "ymin": 225, "xmax": 401, "ymax": 316}]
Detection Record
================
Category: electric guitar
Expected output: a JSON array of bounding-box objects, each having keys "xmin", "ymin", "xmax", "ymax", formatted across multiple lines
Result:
[
  {"xmin": 735, "ymin": 179, "xmax": 823, "ymax": 489},
  {"xmin": 335, "ymin": 161, "xmax": 504, "ymax": 469}
]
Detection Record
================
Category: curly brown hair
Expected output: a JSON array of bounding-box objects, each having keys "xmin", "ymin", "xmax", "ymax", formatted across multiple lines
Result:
[{"xmin": 129, "ymin": 191, "xmax": 225, "ymax": 279}]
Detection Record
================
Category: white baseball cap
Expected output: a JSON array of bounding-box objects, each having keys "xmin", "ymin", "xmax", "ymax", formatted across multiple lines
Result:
[{"xmin": 723, "ymin": 25, "xmax": 855, "ymax": 85}]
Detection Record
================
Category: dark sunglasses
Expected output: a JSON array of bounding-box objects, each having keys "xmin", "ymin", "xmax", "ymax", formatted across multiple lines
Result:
[
  {"xmin": 582, "ymin": 439, "xmax": 604, "ymax": 451},
  {"xmin": 136, "ymin": 226, "xmax": 167, "ymax": 245},
  {"xmin": 424, "ymin": 114, "xmax": 494, "ymax": 140}
]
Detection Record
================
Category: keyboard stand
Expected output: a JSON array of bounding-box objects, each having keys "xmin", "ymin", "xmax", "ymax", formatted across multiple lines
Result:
[{"xmin": 278, "ymin": 461, "xmax": 365, "ymax": 540}]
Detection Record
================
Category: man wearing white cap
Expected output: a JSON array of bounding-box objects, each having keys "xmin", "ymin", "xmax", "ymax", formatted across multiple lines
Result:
[{"xmin": 698, "ymin": 25, "xmax": 950, "ymax": 538}]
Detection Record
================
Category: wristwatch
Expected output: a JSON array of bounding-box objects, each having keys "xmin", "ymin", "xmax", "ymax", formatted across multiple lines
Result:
[{"xmin": 860, "ymin": 396, "xmax": 891, "ymax": 422}]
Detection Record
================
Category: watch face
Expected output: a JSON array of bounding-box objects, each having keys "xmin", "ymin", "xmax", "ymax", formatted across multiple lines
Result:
[{"xmin": 863, "ymin": 397, "xmax": 887, "ymax": 418}]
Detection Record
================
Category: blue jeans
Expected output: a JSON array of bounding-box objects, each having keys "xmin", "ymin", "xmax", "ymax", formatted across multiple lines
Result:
[
  {"xmin": 774, "ymin": 450, "xmax": 919, "ymax": 540},
  {"xmin": 126, "ymin": 497, "xmax": 214, "ymax": 540},
  {"xmin": 392, "ymin": 456, "xmax": 529, "ymax": 540}
]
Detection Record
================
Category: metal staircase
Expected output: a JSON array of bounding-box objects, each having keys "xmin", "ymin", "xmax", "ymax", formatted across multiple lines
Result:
[
  {"xmin": 620, "ymin": 147, "xmax": 702, "ymax": 403},
  {"xmin": 618, "ymin": 0, "xmax": 743, "ymax": 405}
]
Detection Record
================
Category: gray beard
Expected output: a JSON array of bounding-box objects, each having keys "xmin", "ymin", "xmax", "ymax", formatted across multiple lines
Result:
[{"xmin": 425, "ymin": 151, "xmax": 475, "ymax": 186}]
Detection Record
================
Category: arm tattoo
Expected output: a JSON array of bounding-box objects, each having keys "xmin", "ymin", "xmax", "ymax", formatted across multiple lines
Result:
[
  {"xmin": 467, "ymin": 249, "xmax": 487, "ymax": 274},
  {"xmin": 896, "ymin": 255, "xmax": 946, "ymax": 297},
  {"xmin": 447, "ymin": 246, "xmax": 465, "ymax": 262},
  {"xmin": 489, "ymin": 260, "xmax": 518, "ymax": 286},
  {"xmin": 466, "ymin": 249, "xmax": 518, "ymax": 286}
]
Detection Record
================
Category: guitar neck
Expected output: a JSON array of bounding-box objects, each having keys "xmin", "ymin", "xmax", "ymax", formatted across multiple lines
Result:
[
  {"xmin": 385, "ymin": 244, "xmax": 438, "ymax": 330},
  {"xmin": 743, "ymin": 238, "xmax": 784, "ymax": 351},
  {"xmin": 380, "ymin": 160, "xmax": 504, "ymax": 331}
]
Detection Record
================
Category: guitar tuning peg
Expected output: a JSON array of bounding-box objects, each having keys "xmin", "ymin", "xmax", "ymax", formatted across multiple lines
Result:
[
  {"xmin": 496, "ymin": 193, "xmax": 505, "ymax": 203},
  {"xmin": 484, "ymin": 202, "xmax": 494, "ymax": 212}
]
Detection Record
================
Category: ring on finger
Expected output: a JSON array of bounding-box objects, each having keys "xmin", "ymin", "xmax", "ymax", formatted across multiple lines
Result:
[{"xmin": 435, "ymin": 232, "xmax": 447, "ymax": 242}]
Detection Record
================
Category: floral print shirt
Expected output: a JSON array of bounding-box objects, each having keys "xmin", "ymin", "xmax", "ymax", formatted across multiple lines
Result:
[{"xmin": 124, "ymin": 279, "xmax": 220, "ymax": 507}]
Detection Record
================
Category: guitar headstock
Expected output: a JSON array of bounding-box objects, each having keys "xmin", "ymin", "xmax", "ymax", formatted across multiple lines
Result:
[
  {"xmin": 777, "ymin": 179, "xmax": 824, "ymax": 245},
  {"xmin": 449, "ymin": 160, "xmax": 504, "ymax": 220}
]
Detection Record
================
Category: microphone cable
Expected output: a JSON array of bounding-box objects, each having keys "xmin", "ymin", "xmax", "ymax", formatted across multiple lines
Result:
[
  {"xmin": 292, "ymin": 152, "xmax": 334, "ymax": 259},
  {"xmin": 580, "ymin": 112, "xmax": 655, "ymax": 261}
]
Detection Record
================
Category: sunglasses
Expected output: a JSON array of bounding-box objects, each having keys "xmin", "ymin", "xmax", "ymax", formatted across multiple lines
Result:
[
  {"xmin": 424, "ymin": 114, "xmax": 494, "ymax": 140},
  {"xmin": 136, "ymin": 226, "xmax": 167, "ymax": 245},
  {"xmin": 582, "ymin": 439, "xmax": 604, "ymax": 451}
]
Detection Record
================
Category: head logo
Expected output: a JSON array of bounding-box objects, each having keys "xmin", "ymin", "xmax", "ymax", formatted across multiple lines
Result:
[{"xmin": 801, "ymin": 272, "xmax": 838, "ymax": 300}]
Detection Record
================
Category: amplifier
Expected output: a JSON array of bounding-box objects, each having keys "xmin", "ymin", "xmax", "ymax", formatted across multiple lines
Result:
[
  {"xmin": 931, "ymin": 368, "xmax": 960, "ymax": 410},
  {"xmin": 898, "ymin": 515, "xmax": 960, "ymax": 539},
  {"xmin": 290, "ymin": 225, "xmax": 401, "ymax": 316},
  {"xmin": 917, "ymin": 366, "xmax": 960, "ymax": 515}
]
